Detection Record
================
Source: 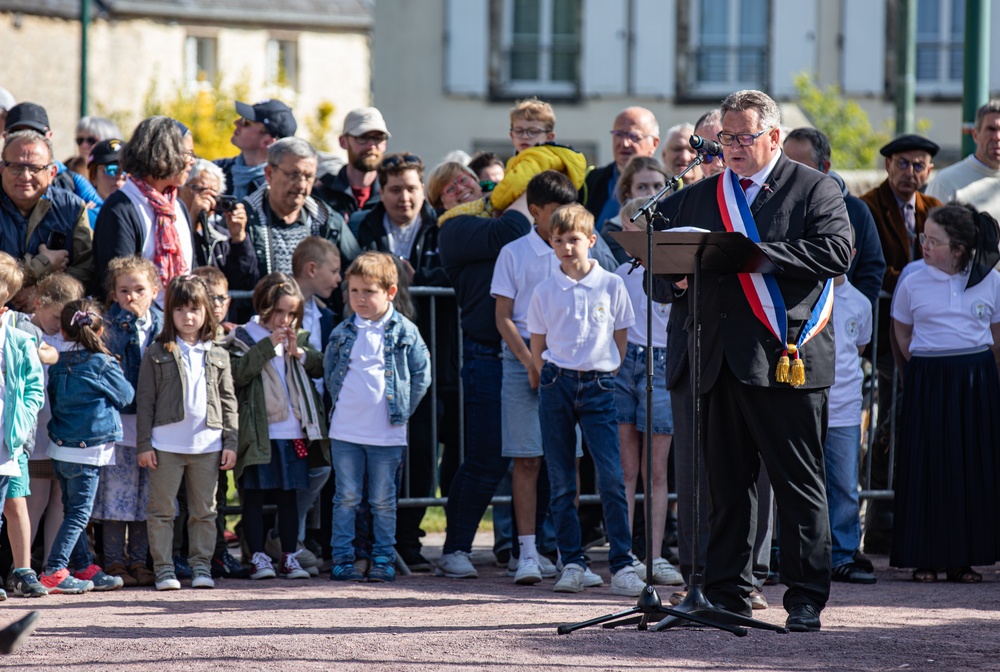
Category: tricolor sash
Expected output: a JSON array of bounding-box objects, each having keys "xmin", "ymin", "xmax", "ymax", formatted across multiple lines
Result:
[{"xmin": 717, "ymin": 168, "xmax": 834, "ymax": 386}]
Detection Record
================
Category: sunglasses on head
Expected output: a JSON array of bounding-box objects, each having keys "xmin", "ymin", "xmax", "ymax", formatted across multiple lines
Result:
[
  {"xmin": 75, "ymin": 136, "xmax": 98, "ymax": 146},
  {"xmin": 380, "ymin": 154, "xmax": 421, "ymax": 169}
]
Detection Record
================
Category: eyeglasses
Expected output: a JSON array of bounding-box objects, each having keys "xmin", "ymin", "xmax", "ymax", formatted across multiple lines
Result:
[
  {"xmin": 103, "ymin": 164, "xmax": 123, "ymax": 177},
  {"xmin": 351, "ymin": 133, "xmax": 388, "ymax": 146},
  {"xmin": 610, "ymin": 130, "xmax": 655, "ymax": 145},
  {"xmin": 188, "ymin": 184, "xmax": 217, "ymax": 194},
  {"xmin": 209, "ymin": 294, "xmax": 230, "ymax": 305},
  {"xmin": 717, "ymin": 128, "xmax": 772, "ymax": 147},
  {"xmin": 510, "ymin": 127, "xmax": 550, "ymax": 139},
  {"xmin": 235, "ymin": 118, "xmax": 255, "ymax": 128},
  {"xmin": 442, "ymin": 173, "xmax": 477, "ymax": 198},
  {"xmin": 893, "ymin": 157, "xmax": 928, "ymax": 173},
  {"xmin": 270, "ymin": 165, "xmax": 316, "ymax": 183},
  {"xmin": 1, "ymin": 161, "xmax": 52, "ymax": 176},
  {"xmin": 183, "ymin": 150, "xmax": 198, "ymax": 161},
  {"xmin": 918, "ymin": 233, "xmax": 947, "ymax": 249},
  {"xmin": 75, "ymin": 136, "xmax": 98, "ymax": 147},
  {"xmin": 380, "ymin": 154, "xmax": 421, "ymax": 169}
]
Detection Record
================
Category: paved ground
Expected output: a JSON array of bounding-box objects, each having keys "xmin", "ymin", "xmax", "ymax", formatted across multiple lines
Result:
[{"xmin": 2, "ymin": 533, "xmax": 998, "ymax": 671}]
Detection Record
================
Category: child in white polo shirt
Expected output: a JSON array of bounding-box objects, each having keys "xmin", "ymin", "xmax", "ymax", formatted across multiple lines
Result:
[{"xmin": 526, "ymin": 203, "xmax": 643, "ymax": 597}]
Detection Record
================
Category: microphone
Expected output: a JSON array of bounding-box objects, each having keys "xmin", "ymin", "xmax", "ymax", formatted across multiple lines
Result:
[{"xmin": 689, "ymin": 134, "xmax": 723, "ymax": 157}]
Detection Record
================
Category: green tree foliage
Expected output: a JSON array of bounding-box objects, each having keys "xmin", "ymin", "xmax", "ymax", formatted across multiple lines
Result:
[{"xmin": 794, "ymin": 73, "xmax": 890, "ymax": 169}]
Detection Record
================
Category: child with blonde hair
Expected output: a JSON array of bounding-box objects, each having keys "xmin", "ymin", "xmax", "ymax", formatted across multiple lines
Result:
[
  {"xmin": 326, "ymin": 252, "xmax": 431, "ymax": 582},
  {"xmin": 0, "ymin": 254, "xmax": 45, "ymax": 599},
  {"xmin": 94, "ymin": 256, "xmax": 163, "ymax": 587},
  {"xmin": 137, "ymin": 275, "xmax": 238, "ymax": 590}
]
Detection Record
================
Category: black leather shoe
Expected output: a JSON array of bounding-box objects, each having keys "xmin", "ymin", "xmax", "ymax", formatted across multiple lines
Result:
[
  {"xmin": 785, "ymin": 604, "xmax": 821, "ymax": 632},
  {"xmin": 832, "ymin": 561, "xmax": 877, "ymax": 584}
]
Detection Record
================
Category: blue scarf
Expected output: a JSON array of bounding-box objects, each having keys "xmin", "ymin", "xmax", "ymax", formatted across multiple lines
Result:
[{"xmin": 231, "ymin": 155, "xmax": 266, "ymax": 201}]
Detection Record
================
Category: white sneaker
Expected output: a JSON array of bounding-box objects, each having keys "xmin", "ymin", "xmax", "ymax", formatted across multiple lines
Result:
[
  {"xmin": 506, "ymin": 554, "xmax": 558, "ymax": 579},
  {"xmin": 553, "ymin": 563, "xmax": 587, "ymax": 593},
  {"xmin": 435, "ymin": 551, "xmax": 478, "ymax": 579},
  {"xmin": 191, "ymin": 574, "xmax": 215, "ymax": 589},
  {"xmin": 583, "ymin": 566, "xmax": 605, "ymax": 587},
  {"xmin": 611, "ymin": 565, "xmax": 646, "ymax": 597},
  {"xmin": 250, "ymin": 552, "xmax": 276, "ymax": 580},
  {"xmin": 651, "ymin": 557, "xmax": 685, "ymax": 586},
  {"xmin": 514, "ymin": 556, "xmax": 542, "ymax": 585},
  {"xmin": 629, "ymin": 552, "xmax": 647, "ymax": 581},
  {"xmin": 279, "ymin": 551, "xmax": 311, "ymax": 579},
  {"xmin": 155, "ymin": 575, "xmax": 181, "ymax": 591}
]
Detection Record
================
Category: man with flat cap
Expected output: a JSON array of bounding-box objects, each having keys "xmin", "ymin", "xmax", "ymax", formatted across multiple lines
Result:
[
  {"xmin": 859, "ymin": 134, "xmax": 942, "ymax": 554},
  {"xmin": 215, "ymin": 98, "xmax": 297, "ymax": 201}
]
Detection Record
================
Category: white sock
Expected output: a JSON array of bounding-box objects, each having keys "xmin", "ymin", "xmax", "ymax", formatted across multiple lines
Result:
[{"xmin": 518, "ymin": 535, "xmax": 538, "ymax": 562}]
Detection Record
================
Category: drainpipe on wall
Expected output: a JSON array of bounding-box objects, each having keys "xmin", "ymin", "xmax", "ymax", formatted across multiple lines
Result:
[
  {"xmin": 961, "ymin": 0, "xmax": 989, "ymax": 157},
  {"xmin": 80, "ymin": 0, "xmax": 90, "ymax": 118},
  {"xmin": 895, "ymin": 0, "xmax": 915, "ymax": 135}
]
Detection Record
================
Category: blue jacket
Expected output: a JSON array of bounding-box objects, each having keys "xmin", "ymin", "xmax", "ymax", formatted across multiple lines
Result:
[
  {"xmin": 103, "ymin": 303, "xmax": 164, "ymax": 415},
  {"xmin": 47, "ymin": 349, "xmax": 134, "ymax": 447},
  {"xmin": 324, "ymin": 308, "xmax": 432, "ymax": 426},
  {"xmin": 2, "ymin": 327, "xmax": 44, "ymax": 457}
]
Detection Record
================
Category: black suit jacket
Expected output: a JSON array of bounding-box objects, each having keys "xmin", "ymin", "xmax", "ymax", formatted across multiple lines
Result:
[{"xmin": 662, "ymin": 153, "xmax": 851, "ymax": 392}]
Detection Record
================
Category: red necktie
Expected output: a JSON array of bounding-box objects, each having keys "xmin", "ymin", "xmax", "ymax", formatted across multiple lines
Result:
[{"xmin": 739, "ymin": 178, "xmax": 754, "ymax": 193}]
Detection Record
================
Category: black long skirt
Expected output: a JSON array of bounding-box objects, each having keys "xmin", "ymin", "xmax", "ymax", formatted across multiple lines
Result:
[{"xmin": 890, "ymin": 349, "xmax": 1000, "ymax": 569}]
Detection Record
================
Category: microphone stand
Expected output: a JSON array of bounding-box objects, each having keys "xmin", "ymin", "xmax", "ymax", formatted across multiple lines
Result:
[{"xmin": 557, "ymin": 152, "xmax": 749, "ymax": 636}]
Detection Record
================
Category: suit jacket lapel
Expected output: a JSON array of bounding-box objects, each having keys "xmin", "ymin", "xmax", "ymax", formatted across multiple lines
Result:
[{"xmin": 750, "ymin": 153, "xmax": 787, "ymax": 216}]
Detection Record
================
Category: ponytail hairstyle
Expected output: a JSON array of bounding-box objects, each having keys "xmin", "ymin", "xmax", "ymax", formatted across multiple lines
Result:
[
  {"xmin": 61, "ymin": 298, "xmax": 111, "ymax": 357},
  {"xmin": 157, "ymin": 274, "xmax": 218, "ymax": 351},
  {"xmin": 252, "ymin": 273, "xmax": 304, "ymax": 329}
]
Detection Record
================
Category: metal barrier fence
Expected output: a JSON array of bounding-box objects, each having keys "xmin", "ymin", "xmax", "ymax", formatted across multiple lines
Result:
[{"xmin": 227, "ymin": 285, "xmax": 896, "ymax": 510}]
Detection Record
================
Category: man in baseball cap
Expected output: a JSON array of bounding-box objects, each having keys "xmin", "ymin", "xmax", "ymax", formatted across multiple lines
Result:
[
  {"xmin": 313, "ymin": 106, "xmax": 391, "ymax": 219},
  {"xmin": 3, "ymin": 102, "xmax": 50, "ymax": 134},
  {"xmin": 216, "ymin": 99, "xmax": 297, "ymax": 200}
]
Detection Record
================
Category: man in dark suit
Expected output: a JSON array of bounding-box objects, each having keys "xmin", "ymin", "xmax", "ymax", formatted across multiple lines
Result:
[{"xmin": 659, "ymin": 90, "xmax": 851, "ymax": 632}]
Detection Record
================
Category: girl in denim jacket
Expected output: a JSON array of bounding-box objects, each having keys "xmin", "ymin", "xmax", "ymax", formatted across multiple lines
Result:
[
  {"xmin": 93, "ymin": 256, "xmax": 163, "ymax": 588},
  {"xmin": 136, "ymin": 275, "xmax": 238, "ymax": 590},
  {"xmin": 42, "ymin": 299, "xmax": 134, "ymax": 595}
]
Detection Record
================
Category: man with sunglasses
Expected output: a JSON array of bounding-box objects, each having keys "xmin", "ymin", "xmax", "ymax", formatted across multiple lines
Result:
[
  {"xmin": 0, "ymin": 130, "xmax": 93, "ymax": 292},
  {"xmin": 215, "ymin": 99, "xmax": 297, "ymax": 201},
  {"xmin": 582, "ymin": 107, "xmax": 660, "ymax": 232},
  {"xmin": 858, "ymin": 134, "xmax": 942, "ymax": 557},
  {"xmin": 651, "ymin": 89, "xmax": 851, "ymax": 632},
  {"xmin": 313, "ymin": 107, "xmax": 390, "ymax": 221}
]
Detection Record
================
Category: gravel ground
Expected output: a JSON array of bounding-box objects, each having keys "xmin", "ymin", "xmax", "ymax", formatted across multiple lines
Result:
[{"xmin": 3, "ymin": 533, "xmax": 999, "ymax": 671}]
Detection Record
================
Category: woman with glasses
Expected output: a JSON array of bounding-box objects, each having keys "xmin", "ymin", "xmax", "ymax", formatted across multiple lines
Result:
[
  {"xmin": 92, "ymin": 117, "xmax": 198, "ymax": 301},
  {"xmin": 426, "ymin": 162, "xmax": 484, "ymax": 214},
  {"xmin": 890, "ymin": 204, "xmax": 1000, "ymax": 584},
  {"xmin": 74, "ymin": 117, "xmax": 123, "ymax": 162},
  {"xmin": 87, "ymin": 139, "xmax": 127, "ymax": 202}
]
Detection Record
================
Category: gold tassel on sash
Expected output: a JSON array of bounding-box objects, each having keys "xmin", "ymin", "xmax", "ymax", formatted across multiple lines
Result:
[
  {"xmin": 790, "ymin": 354, "xmax": 806, "ymax": 387},
  {"xmin": 775, "ymin": 345, "xmax": 792, "ymax": 383}
]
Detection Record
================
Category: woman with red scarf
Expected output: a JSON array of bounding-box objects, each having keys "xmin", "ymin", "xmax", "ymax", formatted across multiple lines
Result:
[{"xmin": 92, "ymin": 116, "xmax": 197, "ymax": 301}]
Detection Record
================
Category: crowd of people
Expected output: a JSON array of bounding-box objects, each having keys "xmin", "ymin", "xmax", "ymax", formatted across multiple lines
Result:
[{"xmin": 0, "ymin": 82, "xmax": 998, "ymax": 635}]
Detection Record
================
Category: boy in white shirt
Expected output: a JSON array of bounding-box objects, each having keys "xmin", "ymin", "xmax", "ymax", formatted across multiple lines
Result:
[
  {"xmin": 325, "ymin": 252, "xmax": 431, "ymax": 583},
  {"xmin": 826, "ymin": 272, "xmax": 876, "ymax": 584},
  {"xmin": 527, "ymin": 204, "xmax": 642, "ymax": 596},
  {"xmin": 492, "ymin": 171, "xmax": 578, "ymax": 585}
]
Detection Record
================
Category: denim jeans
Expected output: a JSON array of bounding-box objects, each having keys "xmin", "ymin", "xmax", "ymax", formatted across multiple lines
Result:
[
  {"xmin": 297, "ymin": 466, "xmax": 332, "ymax": 541},
  {"xmin": 330, "ymin": 439, "xmax": 405, "ymax": 564},
  {"xmin": 539, "ymin": 363, "xmax": 632, "ymax": 574},
  {"xmin": 442, "ymin": 339, "xmax": 509, "ymax": 554},
  {"xmin": 824, "ymin": 424, "xmax": 862, "ymax": 568},
  {"xmin": 47, "ymin": 459, "xmax": 100, "ymax": 573}
]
